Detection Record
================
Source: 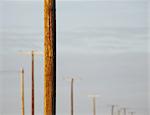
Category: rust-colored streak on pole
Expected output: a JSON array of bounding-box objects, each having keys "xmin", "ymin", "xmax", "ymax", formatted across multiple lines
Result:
[
  {"xmin": 44, "ymin": 0, "xmax": 56, "ymax": 115},
  {"xmin": 20, "ymin": 68, "xmax": 25, "ymax": 115},
  {"xmin": 31, "ymin": 51, "xmax": 34, "ymax": 115},
  {"xmin": 71, "ymin": 78, "xmax": 74, "ymax": 115}
]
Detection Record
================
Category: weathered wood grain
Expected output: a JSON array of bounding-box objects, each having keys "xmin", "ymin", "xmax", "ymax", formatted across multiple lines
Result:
[{"xmin": 44, "ymin": 0, "xmax": 56, "ymax": 115}]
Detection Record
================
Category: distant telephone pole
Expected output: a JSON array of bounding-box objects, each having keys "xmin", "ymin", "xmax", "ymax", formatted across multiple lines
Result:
[
  {"xmin": 129, "ymin": 112, "xmax": 135, "ymax": 115},
  {"xmin": 110, "ymin": 105, "xmax": 118, "ymax": 115},
  {"xmin": 31, "ymin": 51, "xmax": 34, "ymax": 115},
  {"xmin": 88, "ymin": 95, "xmax": 99, "ymax": 115},
  {"xmin": 20, "ymin": 68, "xmax": 25, "ymax": 115},
  {"xmin": 111, "ymin": 105, "xmax": 115, "ymax": 115},
  {"xmin": 70, "ymin": 78, "xmax": 74, "ymax": 115},
  {"xmin": 44, "ymin": 0, "xmax": 56, "ymax": 115},
  {"xmin": 0, "ymin": 69, "xmax": 25, "ymax": 115},
  {"xmin": 19, "ymin": 50, "xmax": 42, "ymax": 115},
  {"xmin": 122, "ymin": 108, "xmax": 127, "ymax": 115},
  {"xmin": 117, "ymin": 109, "xmax": 121, "ymax": 115},
  {"xmin": 65, "ymin": 77, "xmax": 79, "ymax": 115}
]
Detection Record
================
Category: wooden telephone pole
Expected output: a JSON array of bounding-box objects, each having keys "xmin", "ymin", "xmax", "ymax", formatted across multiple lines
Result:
[
  {"xmin": 31, "ymin": 51, "xmax": 34, "ymax": 115},
  {"xmin": 117, "ymin": 109, "xmax": 121, "ymax": 115},
  {"xmin": 88, "ymin": 95, "xmax": 99, "ymax": 115},
  {"xmin": 65, "ymin": 77, "xmax": 75, "ymax": 115},
  {"xmin": 0, "ymin": 69, "xmax": 25, "ymax": 115},
  {"xmin": 64, "ymin": 77, "xmax": 80, "ymax": 115},
  {"xmin": 20, "ymin": 68, "xmax": 25, "ymax": 115},
  {"xmin": 122, "ymin": 108, "xmax": 127, "ymax": 115},
  {"xmin": 129, "ymin": 112, "xmax": 135, "ymax": 115},
  {"xmin": 71, "ymin": 78, "xmax": 74, "ymax": 115},
  {"xmin": 44, "ymin": 0, "xmax": 56, "ymax": 115},
  {"xmin": 19, "ymin": 50, "xmax": 42, "ymax": 115},
  {"xmin": 111, "ymin": 105, "xmax": 115, "ymax": 115},
  {"xmin": 110, "ymin": 105, "xmax": 118, "ymax": 115}
]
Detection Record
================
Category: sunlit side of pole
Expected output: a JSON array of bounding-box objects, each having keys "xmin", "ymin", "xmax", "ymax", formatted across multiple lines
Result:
[{"xmin": 20, "ymin": 68, "xmax": 25, "ymax": 115}]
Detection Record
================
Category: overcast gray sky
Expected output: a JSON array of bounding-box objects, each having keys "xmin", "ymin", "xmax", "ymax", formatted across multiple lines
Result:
[{"xmin": 0, "ymin": 0, "xmax": 149, "ymax": 115}]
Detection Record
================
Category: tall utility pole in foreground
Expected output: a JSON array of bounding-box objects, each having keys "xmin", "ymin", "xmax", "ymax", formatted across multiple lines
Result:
[
  {"xmin": 88, "ymin": 95, "xmax": 99, "ymax": 115},
  {"xmin": 44, "ymin": 0, "xmax": 56, "ymax": 115}
]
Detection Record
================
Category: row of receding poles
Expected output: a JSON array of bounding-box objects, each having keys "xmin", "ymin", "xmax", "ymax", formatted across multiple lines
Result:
[
  {"xmin": 1, "ymin": 0, "xmax": 53, "ymax": 115},
  {"xmin": 19, "ymin": 50, "xmax": 42, "ymax": 115},
  {"xmin": 0, "ymin": 51, "xmax": 42, "ymax": 115},
  {"xmin": 66, "ymin": 77, "xmax": 136, "ymax": 115},
  {"xmin": 116, "ymin": 106, "xmax": 135, "ymax": 115},
  {"xmin": 65, "ymin": 77, "xmax": 99, "ymax": 115},
  {"xmin": 1, "ymin": 55, "xmax": 136, "ymax": 115},
  {"xmin": 1, "ymin": 54, "xmax": 135, "ymax": 115},
  {"xmin": 111, "ymin": 106, "xmax": 135, "ymax": 115}
]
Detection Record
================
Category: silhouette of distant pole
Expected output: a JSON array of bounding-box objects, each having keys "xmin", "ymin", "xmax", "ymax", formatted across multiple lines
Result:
[
  {"xmin": 131, "ymin": 112, "xmax": 135, "ymax": 115},
  {"xmin": 71, "ymin": 78, "xmax": 74, "ymax": 115},
  {"xmin": 111, "ymin": 105, "xmax": 115, "ymax": 115},
  {"xmin": 117, "ymin": 109, "xmax": 121, "ymax": 115},
  {"xmin": 88, "ymin": 95, "xmax": 99, "ymax": 115},
  {"xmin": 129, "ymin": 112, "xmax": 135, "ymax": 115},
  {"xmin": 122, "ymin": 108, "xmax": 127, "ymax": 115},
  {"xmin": 66, "ymin": 77, "xmax": 75, "ymax": 115},
  {"xmin": 93, "ymin": 97, "xmax": 96, "ymax": 115},
  {"xmin": 108, "ymin": 104, "xmax": 117, "ymax": 115},
  {"xmin": 65, "ymin": 77, "xmax": 80, "ymax": 115}
]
